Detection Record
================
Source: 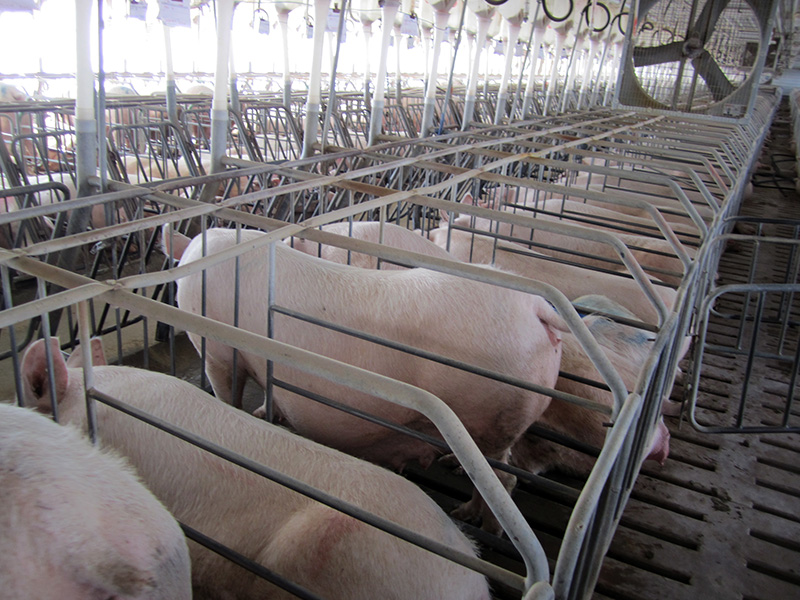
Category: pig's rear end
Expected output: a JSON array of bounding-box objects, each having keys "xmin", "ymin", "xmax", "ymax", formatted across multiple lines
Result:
[{"xmin": 0, "ymin": 402, "xmax": 191, "ymax": 600}]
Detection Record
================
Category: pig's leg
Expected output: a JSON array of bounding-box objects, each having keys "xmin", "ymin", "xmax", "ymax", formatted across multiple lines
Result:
[
  {"xmin": 450, "ymin": 449, "xmax": 516, "ymax": 536},
  {"xmin": 204, "ymin": 351, "xmax": 247, "ymax": 409}
]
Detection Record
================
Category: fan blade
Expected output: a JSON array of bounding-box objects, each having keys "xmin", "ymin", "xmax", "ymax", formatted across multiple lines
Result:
[
  {"xmin": 692, "ymin": 0, "xmax": 733, "ymax": 43},
  {"xmin": 633, "ymin": 41, "xmax": 685, "ymax": 67},
  {"xmin": 692, "ymin": 50, "xmax": 735, "ymax": 101}
]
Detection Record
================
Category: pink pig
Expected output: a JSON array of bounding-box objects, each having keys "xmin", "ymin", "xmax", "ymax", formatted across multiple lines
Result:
[
  {"xmin": 20, "ymin": 337, "xmax": 491, "ymax": 600},
  {"xmin": 166, "ymin": 225, "xmax": 565, "ymax": 531},
  {"xmin": 286, "ymin": 224, "xmax": 672, "ymax": 476},
  {"xmin": 0, "ymin": 401, "xmax": 191, "ymax": 600}
]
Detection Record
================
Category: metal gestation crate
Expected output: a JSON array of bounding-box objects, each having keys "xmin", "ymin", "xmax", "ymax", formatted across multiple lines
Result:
[
  {"xmin": 685, "ymin": 215, "xmax": 800, "ymax": 434},
  {"xmin": 0, "ymin": 91, "xmax": 778, "ymax": 600}
]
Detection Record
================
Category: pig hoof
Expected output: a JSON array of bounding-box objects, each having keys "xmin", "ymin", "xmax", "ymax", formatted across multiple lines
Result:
[
  {"xmin": 437, "ymin": 453, "xmax": 464, "ymax": 473},
  {"xmin": 451, "ymin": 500, "xmax": 481, "ymax": 526},
  {"xmin": 252, "ymin": 406, "xmax": 266, "ymax": 419},
  {"xmin": 662, "ymin": 399, "xmax": 683, "ymax": 417}
]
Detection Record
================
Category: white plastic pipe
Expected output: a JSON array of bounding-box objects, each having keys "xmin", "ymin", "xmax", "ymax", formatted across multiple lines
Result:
[
  {"xmin": 577, "ymin": 37, "xmax": 596, "ymax": 109},
  {"xmin": 363, "ymin": 22, "xmax": 373, "ymax": 106},
  {"xmin": 493, "ymin": 19, "xmax": 520, "ymax": 125},
  {"xmin": 277, "ymin": 10, "xmax": 292, "ymax": 107},
  {"xmin": 301, "ymin": 0, "xmax": 332, "ymax": 158},
  {"xmin": 543, "ymin": 31, "xmax": 565, "ymax": 116},
  {"xmin": 419, "ymin": 8, "xmax": 450, "ymax": 137},
  {"xmin": 198, "ymin": 0, "xmax": 234, "ymax": 205},
  {"xmin": 367, "ymin": 0, "xmax": 400, "ymax": 146},
  {"xmin": 462, "ymin": 12, "xmax": 491, "ymax": 130},
  {"xmin": 394, "ymin": 23, "xmax": 403, "ymax": 101},
  {"xmin": 521, "ymin": 26, "xmax": 545, "ymax": 118},
  {"xmin": 75, "ymin": 0, "xmax": 94, "ymax": 124},
  {"xmin": 163, "ymin": 24, "xmax": 179, "ymax": 123}
]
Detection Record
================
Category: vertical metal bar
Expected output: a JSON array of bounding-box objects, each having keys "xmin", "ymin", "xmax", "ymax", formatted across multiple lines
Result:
[
  {"xmin": 36, "ymin": 277, "xmax": 59, "ymax": 423},
  {"xmin": 76, "ymin": 300, "xmax": 98, "ymax": 445},
  {"xmin": 736, "ymin": 291, "xmax": 765, "ymax": 428},
  {"xmin": 2, "ymin": 266, "xmax": 24, "ymax": 407},
  {"xmin": 265, "ymin": 240, "xmax": 277, "ymax": 422}
]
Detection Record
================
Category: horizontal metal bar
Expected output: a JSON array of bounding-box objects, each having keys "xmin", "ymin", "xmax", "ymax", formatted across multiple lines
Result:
[
  {"xmin": 272, "ymin": 304, "xmax": 611, "ymax": 415},
  {"xmin": 91, "ymin": 389, "xmax": 523, "ymax": 591}
]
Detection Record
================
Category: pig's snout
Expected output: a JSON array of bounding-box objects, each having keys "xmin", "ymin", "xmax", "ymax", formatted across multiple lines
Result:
[{"xmin": 645, "ymin": 420, "xmax": 670, "ymax": 466}]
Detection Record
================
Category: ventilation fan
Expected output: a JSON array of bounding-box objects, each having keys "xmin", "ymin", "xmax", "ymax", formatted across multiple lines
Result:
[{"xmin": 615, "ymin": 0, "xmax": 778, "ymax": 119}]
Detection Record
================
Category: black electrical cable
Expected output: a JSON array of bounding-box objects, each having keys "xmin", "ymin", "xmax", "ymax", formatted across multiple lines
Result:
[
  {"xmin": 582, "ymin": 1, "xmax": 611, "ymax": 32},
  {"xmin": 610, "ymin": 10, "xmax": 629, "ymax": 36},
  {"xmin": 542, "ymin": 0, "xmax": 573, "ymax": 22},
  {"xmin": 484, "ymin": 0, "xmax": 510, "ymax": 5}
]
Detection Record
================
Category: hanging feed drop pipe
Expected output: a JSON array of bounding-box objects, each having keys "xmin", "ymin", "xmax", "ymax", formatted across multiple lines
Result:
[
  {"xmin": 367, "ymin": 0, "xmax": 401, "ymax": 147},
  {"xmin": 419, "ymin": 2, "xmax": 454, "ymax": 138},
  {"xmin": 520, "ymin": 23, "xmax": 545, "ymax": 118},
  {"xmin": 321, "ymin": 0, "xmax": 349, "ymax": 154},
  {"xmin": 437, "ymin": 0, "xmax": 467, "ymax": 134},
  {"xmin": 163, "ymin": 24, "xmax": 179, "ymax": 124},
  {"xmin": 462, "ymin": 8, "xmax": 492, "ymax": 129},
  {"xmin": 197, "ymin": 0, "xmax": 235, "ymax": 204},
  {"xmin": 493, "ymin": 15, "xmax": 522, "ymax": 124},
  {"xmin": 301, "ymin": 0, "xmax": 332, "ymax": 159}
]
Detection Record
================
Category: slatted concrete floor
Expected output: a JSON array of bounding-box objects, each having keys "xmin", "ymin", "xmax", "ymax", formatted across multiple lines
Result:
[{"xmin": 593, "ymin": 103, "xmax": 800, "ymax": 600}]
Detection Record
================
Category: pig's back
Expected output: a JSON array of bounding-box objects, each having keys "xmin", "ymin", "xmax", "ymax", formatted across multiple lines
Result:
[
  {"xmin": 0, "ymin": 403, "xmax": 191, "ymax": 600},
  {"xmin": 77, "ymin": 366, "xmax": 489, "ymax": 599}
]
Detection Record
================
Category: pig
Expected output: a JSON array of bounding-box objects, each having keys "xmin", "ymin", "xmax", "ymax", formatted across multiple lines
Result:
[
  {"xmin": 285, "ymin": 224, "xmax": 672, "ymax": 477},
  {"xmin": 0, "ymin": 401, "xmax": 191, "ymax": 600},
  {"xmin": 124, "ymin": 154, "xmax": 259, "ymax": 199},
  {"xmin": 440, "ymin": 197, "xmax": 690, "ymax": 286},
  {"xmin": 561, "ymin": 172, "xmax": 717, "ymax": 226},
  {"xmin": 21, "ymin": 337, "xmax": 491, "ymax": 600},
  {"xmin": 285, "ymin": 221, "xmax": 456, "ymax": 269},
  {"xmin": 473, "ymin": 187, "xmax": 701, "ymax": 242},
  {"xmin": 427, "ymin": 226, "xmax": 676, "ymax": 327},
  {"xmin": 0, "ymin": 82, "xmax": 36, "ymax": 173},
  {"xmin": 166, "ymin": 226, "xmax": 565, "ymax": 531},
  {"xmin": 511, "ymin": 295, "xmax": 670, "ymax": 477}
]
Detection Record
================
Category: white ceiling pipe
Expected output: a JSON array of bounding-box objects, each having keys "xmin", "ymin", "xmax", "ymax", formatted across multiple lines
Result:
[
  {"xmin": 604, "ymin": 41, "xmax": 623, "ymax": 106},
  {"xmin": 301, "ymin": 0, "xmax": 332, "ymax": 159},
  {"xmin": 355, "ymin": 2, "xmax": 382, "ymax": 106},
  {"xmin": 493, "ymin": 18, "xmax": 521, "ymax": 124},
  {"xmin": 482, "ymin": 11, "xmax": 503, "ymax": 96},
  {"xmin": 74, "ymin": 0, "xmax": 96, "ymax": 198},
  {"xmin": 462, "ymin": 4, "xmax": 493, "ymax": 130},
  {"xmin": 543, "ymin": 30, "xmax": 565, "ymax": 115},
  {"xmin": 367, "ymin": 0, "xmax": 401, "ymax": 146},
  {"xmin": 394, "ymin": 21, "xmax": 404, "ymax": 100},
  {"xmin": 362, "ymin": 21, "xmax": 374, "ymax": 106},
  {"xmin": 275, "ymin": 1, "xmax": 304, "ymax": 108},
  {"xmin": 163, "ymin": 24, "xmax": 179, "ymax": 123},
  {"xmin": 493, "ymin": 0, "xmax": 527, "ymax": 124},
  {"xmin": 196, "ymin": 0, "xmax": 236, "ymax": 203},
  {"xmin": 559, "ymin": 27, "xmax": 585, "ymax": 113},
  {"xmin": 494, "ymin": 2, "xmax": 525, "ymax": 125},
  {"xmin": 520, "ymin": 23, "xmax": 546, "ymax": 118},
  {"xmin": 210, "ymin": 0, "xmax": 235, "ymax": 166},
  {"xmin": 229, "ymin": 31, "xmax": 241, "ymax": 115},
  {"xmin": 576, "ymin": 36, "xmax": 596, "ymax": 109},
  {"xmin": 419, "ymin": 2, "xmax": 454, "ymax": 137}
]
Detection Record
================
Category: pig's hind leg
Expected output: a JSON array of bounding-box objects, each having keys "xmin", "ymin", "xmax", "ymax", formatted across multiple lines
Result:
[
  {"xmin": 203, "ymin": 351, "xmax": 248, "ymax": 409},
  {"xmin": 450, "ymin": 448, "xmax": 516, "ymax": 536}
]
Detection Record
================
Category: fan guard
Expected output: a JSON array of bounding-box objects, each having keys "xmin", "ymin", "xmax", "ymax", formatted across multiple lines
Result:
[{"xmin": 615, "ymin": 0, "xmax": 778, "ymax": 119}]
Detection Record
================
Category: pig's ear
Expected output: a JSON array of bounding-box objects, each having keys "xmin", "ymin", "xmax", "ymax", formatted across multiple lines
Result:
[
  {"xmin": 65, "ymin": 337, "xmax": 107, "ymax": 368},
  {"xmin": 20, "ymin": 338, "xmax": 68, "ymax": 414},
  {"xmin": 461, "ymin": 192, "xmax": 477, "ymax": 206}
]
